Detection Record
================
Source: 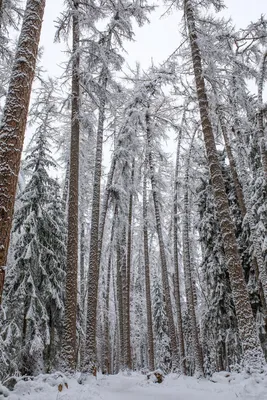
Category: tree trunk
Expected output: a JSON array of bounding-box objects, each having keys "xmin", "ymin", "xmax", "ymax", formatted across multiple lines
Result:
[
  {"xmin": 0, "ymin": 0, "xmax": 46, "ymax": 305},
  {"xmin": 146, "ymin": 108, "xmax": 179, "ymax": 370},
  {"xmin": 85, "ymin": 66, "xmax": 108, "ymax": 370},
  {"xmin": 258, "ymin": 52, "xmax": 267, "ymax": 181},
  {"xmin": 143, "ymin": 159, "xmax": 155, "ymax": 371},
  {"xmin": 61, "ymin": 1, "xmax": 80, "ymax": 370},
  {"xmin": 184, "ymin": 0, "xmax": 264, "ymax": 369},
  {"xmin": 173, "ymin": 123, "xmax": 186, "ymax": 374},
  {"xmin": 183, "ymin": 137, "xmax": 204, "ymax": 377},
  {"xmin": 98, "ymin": 156, "xmax": 116, "ymax": 258},
  {"xmin": 103, "ymin": 205, "xmax": 117, "ymax": 374},
  {"xmin": 116, "ymin": 223, "xmax": 125, "ymax": 369},
  {"xmin": 79, "ymin": 221, "xmax": 86, "ymax": 367},
  {"xmin": 124, "ymin": 160, "xmax": 135, "ymax": 370}
]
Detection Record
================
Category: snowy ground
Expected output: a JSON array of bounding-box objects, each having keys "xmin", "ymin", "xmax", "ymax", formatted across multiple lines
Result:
[{"xmin": 2, "ymin": 370, "xmax": 267, "ymax": 400}]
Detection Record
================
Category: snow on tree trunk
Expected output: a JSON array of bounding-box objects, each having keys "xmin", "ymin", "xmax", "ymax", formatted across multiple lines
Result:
[
  {"xmin": 103, "ymin": 205, "xmax": 117, "ymax": 374},
  {"xmin": 173, "ymin": 121, "xmax": 186, "ymax": 375},
  {"xmin": 184, "ymin": 0, "xmax": 265, "ymax": 369},
  {"xmin": 146, "ymin": 108, "xmax": 179, "ymax": 370},
  {"xmin": 61, "ymin": 3, "xmax": 80, "ymax": 370},
  {"xmin": 183, "ymin": 137, "xmax": 204, "ymax": 377},
  {"xmin": 85, "ymin": 66, "xmax": 108, "ymax": 371},
  {"xmin": 258, "ymin": 51, "xmax": 267, "ymax": 181},
  {"xmin": 0, "ymin": 0, "xmax": 46, "ymax": 305},
  {"xmin": 143, "ymin": 159, "xmax": 155, "ymax": 371},
  {"xmin": 124, "ymin": 159, "xmax": 134, "ymax": 370},
  {"xmin": 116, "ymin": 222, "xmax": 125, "ymax": 369}
]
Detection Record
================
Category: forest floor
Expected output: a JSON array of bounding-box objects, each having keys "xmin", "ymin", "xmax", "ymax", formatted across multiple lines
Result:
[{"xmin": 3, "ymin": 369, "xmax": 267, "ymax": 400}]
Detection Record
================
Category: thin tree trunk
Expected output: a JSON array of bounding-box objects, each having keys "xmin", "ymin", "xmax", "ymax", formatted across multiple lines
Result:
[
  {"xmin": 173, "ymin": 122, "xmax": 186, "ymax": 374},
  {"xmin": 103, "ymin": 205, "xmax": 117, "ymax": 374},
  {"xmin": 61, "ymin": 1, "xmax": 80, "ymax": 370},
  {"xmin": 79, "ymin": 221, "xmax": 86, "ymax": 367},
  {"xmin": 184, "ymin": 0, "xmax": 264, "ymax": 368},
  {"xmin": 0, "ymin": 0, "xmax": 46, "ymax": 305},
  {"xmin": 146, "ymin": 108, "xmax": 179, "ymax": 370},
  {"xmin": 124, "ymin": 160, "xmax": 135, "ymax": 370},
  {"xmin": 98, "ymin": 156, "xmax": 116, "ymax": 257},
  {"xmin": 85, "ymin": 66, "xmax": 108, "ymax": 370},
  {"xmin": 143, "ymin": 159, "xmax": 155, "ymax": 371},
  {"xmin": 183, "ymin": 136, "xmax": 204, "ymax": 377},
  {"xmin": 116, "ymin": 224, "xmax": 125, "ymax": 369},
  {"xmin": 258, "ymin": 51, "xmax": 267, "ymax": 181}
]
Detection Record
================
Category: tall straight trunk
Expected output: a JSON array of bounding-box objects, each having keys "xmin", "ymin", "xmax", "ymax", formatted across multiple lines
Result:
[
  {"xmin": 85, "ymin": 66, "xmax": 108, "ymax": 370},
  {"xmin": 173, "ymin": 125, "xmax": 186, "ymax": 374},
  {"xmin": 79, "ymin": 221, "xmax": 86, "ymax": 367},
  {"xmin": 143, "ymin": 160, "xmax": 155, "ymax": 371},
  {"xmin": 116, "ymin": 225, "xmax": 125, "ymax": 369},
  {"xmin": 62, "ymin": 1, "xmax": 80, "ymax": 370},
  {"xmin": 183, "ymin": 137, "xmax": 204, "ymax": 377},
  {"xmin": 103, "ymin": 205, "xmax": 117, "ymax": 374},
  {"xmin": 124, "ymin": 160, "xmax": 135, "ymax": 370},
  {"xmin": 120, "ymin": 223, "xmax": 128, "ymax": 368},
  {"xmin": 0, "ymin": 0, "xmax": 46, "ymax": 305},
  {"xmin": 146, "ymin": 108, "xmax": 179, "ymax": 370},
  {"xmin": 98, "ymin": 156, "xmax": 116, "ymax": 257},
  {"xmin": 184, "ymin": 0, "xmax": 264, "ymax": 368},
  {"xmin": 258, "ymin": 52, "xmax": 267, "ymax": 181}
]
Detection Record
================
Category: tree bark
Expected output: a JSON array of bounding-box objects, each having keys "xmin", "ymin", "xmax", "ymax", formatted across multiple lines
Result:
[
  {"xmin": 258, "ymin": 52, "xmax": 267, "ymax": 181},
  {"xmin": 0, "ymin": 0, "xmax": 46, "ymax": 305},
  {"xmin": 173, "ymin": 124, "xmax": 186, "ymax": 374},
  {"xmin": 61, "ymin": 1, "xmax": 80, "ymax": 370},
  {"xmin": 183, "ymin": 137, "xmax": 204, "ymax": 377},
  {"xmin": 184, "ymin": 0, "xmax": 264, "ymax": 369},
  {"xmin": 103, "ymin": 205, "xmax": 117, "ymax": 374},
  {"xmin": 143, "ymin": 159, "xmax": 155, "ymax": 371},
  {"xmin": 116, "ymin": 222, "xmax": 125, "ymax": 369},
  {"xmin": 124, "ymin": 160, "xmax": 135, "ymax": 370},
  {"xmin": 146, "ymin": 108, "xmax": 179, "ymax": 370},
  {"xmin": 85, "ymin": 65, "xmax": 108, "ymax": 371}
]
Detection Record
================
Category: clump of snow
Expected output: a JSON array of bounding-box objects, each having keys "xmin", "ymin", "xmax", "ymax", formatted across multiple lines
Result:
[
  {"xmin": 8, "ymin": 372, "xmax": 101, "ymax": 400},
  {"xmin": 0, "ymin": 383, "xmax": 9, "ymax": 399}
]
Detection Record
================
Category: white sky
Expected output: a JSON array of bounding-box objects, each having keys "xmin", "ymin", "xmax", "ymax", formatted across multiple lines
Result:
[{"xmin": 40, "ymin": 0, "xmax": 267, "ymax": 76}]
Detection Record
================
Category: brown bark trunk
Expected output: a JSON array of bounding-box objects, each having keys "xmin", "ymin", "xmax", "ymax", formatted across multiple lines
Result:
[
  {"xmin": 258, "ymin": 52, "xmax": 267, "ymax": 181},
  {"xmin": 183, "ymin": 138, "xmax": 204, "ymax": 377},
  {"xmin": 124, "ymin": 160, "xmax": 134, "ymax": 370},
  {"xmin": 116, "ymin": 224, "xmax": 125, "ymax": 369},
  {"xmin": 0, "ymin": 0, "xmax": 46, "ymax": 305},
  {"xmin": 79, "ymin": 221, "xmax": 86, "ymax": 367},
  {"xmin": 85, "ymin": 65, "xmax": 108, "ymax": 371},
  {"xmin": 103, "ymin": 205, "xmax": 117, "ymax": 374},
  {"xmin": 143, "ymin": 160, "xmax": 155, "ymax": 371},
  {"xmin": 146, "ymin": 108, "xmax": 179, "ymax": 370},
  {"xmin": 173, "ymin": 123, "xmax": 186, "ymax": 374},
  {"xmin": 61, "ymin": 2, "xmax": 80, "ymax": 370},
  {"xmin": 184, "ymin": 0, "xmax": 264, "ymax": 368}
]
